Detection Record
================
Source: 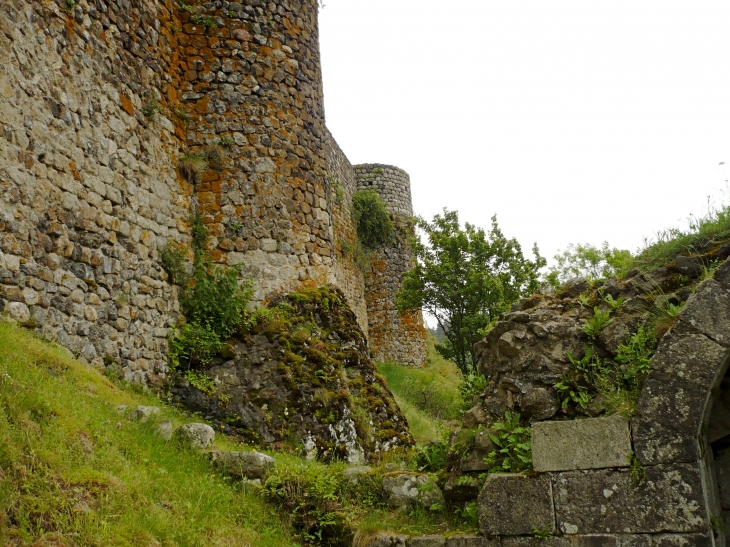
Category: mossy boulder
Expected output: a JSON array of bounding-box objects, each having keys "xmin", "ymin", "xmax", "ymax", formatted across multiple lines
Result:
[{"xmin": 169, "ymin": 285, "xmax": 413, "ymax": 461}]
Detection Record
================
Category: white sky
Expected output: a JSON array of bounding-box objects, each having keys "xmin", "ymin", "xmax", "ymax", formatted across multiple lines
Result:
[{"xmin": 319, "ymin": 1, "xmax": 730, "ymax": 264}]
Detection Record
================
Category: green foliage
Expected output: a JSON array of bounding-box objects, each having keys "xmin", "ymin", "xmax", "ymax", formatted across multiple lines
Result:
[
  {"xmin": 167, "ymin": 323, "xmax": 223, "ymax": 370},
  {"xmin": 415, "ymin": 441, "xmax": 449, "ymax": 472},
  {"xmin": 141, "ymin": 91, "xmax": 162, "ymax": 120},
  {"xmin": 595, "ymin": 327, "xmax": 658, "ymax": 417},
  {"xmin": 180, "ymin": 261, "xmax": 252, "ymax": 339},
  {"xmin": 171, "ymin": 105, "xmax": 189, "ymax": 126},
  {"xmin": 184, "ymin": 370, "xmax": 217, "ymax": 394},
  {"xmin": 218, "ymin": 135, "xmax": 235, "ymax": 147},
  {"xmin": 458, "ymin": 372, "xmax": 488, "ymax": 409},
  {"xmin": 534, "ymin": 525, "xmax": 554, "ymax": 539},
  {"xmin": 545, "ymin": 242, "xmax": 633, "ymax": 286},
  {"xmin": 601, "ymin": 291, "xmax": 625, "ymax": 310},
  {"xmin": 628, "ymin": 452, "xmax": 647, "ymax": 486},
  {"xmin": 65, "ymin": 0, "xmax": 76, "ymax": 12},
  {"xmin": 177, "ymin": 0, "xmax": 192, "ymax": 12},
  {"xmin": 484, "ymin": 411, "xmax": 532, "ymax": 473},
  {"xmin": 338, "ymin": 238, "xmax": 371, "ymax": 272},
  {"xmin": 329, "ymin": 175, "xmax": 345, "ymax": 206},
  {"xmin": 399, "ymin": 210, "xmax": 545, "ymax": 373},
  {"xmin": 191, "ymin": 14, "xmax": 218, "ymax": 28},
  {"xmin": 582, "ymin": 306, "xmax": 613, "ymax": 338},
  {"xmin": 554, "ymin": 374, "xmax": 590, "ymax": 409},
  {"xmin": 351, "ymin": 189, "xmax": 394, "ymax": 248},
  {"xmin": 178, "ymin": 154, "xmax": 208, "ymax": 184},
  {"xmin": 160, "ymin": 241, "xmax": 188, "ymax": 285}
]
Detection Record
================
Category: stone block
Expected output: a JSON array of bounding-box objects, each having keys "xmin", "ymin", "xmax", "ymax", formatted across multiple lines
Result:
[
  {"xmin": 633, "ymin": 373, "xmax": 706, "ymax": 466},
  {"xmin": 651, "ymin": 533, "xmax": 713, "ymax": 546},
  {"xmin": 408, "ymin": 535, "xmax": 445, "ymax": 547},
  {"xmin": 208, "ymin": 450, "xmax": 275, "ymax": 479},
  {"xmin": 478, "ymin": 473, "xmax": 554, "ymax": 536},
  {"xmin": 129, "ymin": 405, "xmax": 160, "ymax": 422},
  {"xmin": 501, "ymin": 538, "xmax": 570, "ymax": 547},
  {"xmin": 363, "ymin": 533, "xmax": 408, "ymax": 547},
  {"xmin": 443, "ymin": 474, "xmax": 481, "ymax": 502},
  {"xmin": 382, "ymin": 472, "xmax": 445, "ymax": 510},
  {"xmin": 3, "ymin": 301, "xmax": 30, "ymax": 323},
  {"xmin": 173, "ymin": 423, "xmax": 215, "ymax": 449},
  {"xmin": 552, "ymin": 463, "xmax": 707, "ymax": 534},
  {"xmin": 445, "ymin": 536, "xmax": 500, "ymax": 547},
  {"xmin": 157, "ymin": 420, "xmax": 173, "ymax": 440},
  {"xmin": 674, "ymin": 279, "xmax": 730, "ymax": 346},
  {"xmin": 568, "ymin": 535, "xmax": 651, "ymax": 547},
  {"xmin": 461, "ymin": 447, "xmax": 492, "ymax": 472},
  {"xmin": 531, "ymin": 415, "xmax": 632, "ymax": 472}
]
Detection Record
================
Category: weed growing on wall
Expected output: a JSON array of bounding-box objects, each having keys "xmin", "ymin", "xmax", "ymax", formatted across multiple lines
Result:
[
  {"xmin": 352, "ymin": 189, "xmax": 394, "ymax": 248},
  {"xmin": 168, "ymin": 323, "xmax": 223, "ymax": 370},
  {"xmin": 484, "ymin": 411, "xmax": 532, "ymax": 473},
  {"xmin": 160, "ymin": 241, "xmax": 188, "ymax": 284}
]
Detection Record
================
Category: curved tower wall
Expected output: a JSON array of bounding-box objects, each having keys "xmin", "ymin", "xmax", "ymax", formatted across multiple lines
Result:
[
  {"xmin": 180, "ymin": 0, "xmax": 334, "ymax": 302},
  {"xmin": 355, "ymin": 164, "xmax": 427, "ymax": 367}
]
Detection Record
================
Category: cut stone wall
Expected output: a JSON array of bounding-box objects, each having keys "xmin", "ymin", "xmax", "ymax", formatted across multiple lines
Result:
[
  {"xmin": 355, "ymin": 164, "xmax": 427, "ymax": 367},
  {"xmin": 0, "ymin": 0, "xmax": 190, "ymax": 385}
]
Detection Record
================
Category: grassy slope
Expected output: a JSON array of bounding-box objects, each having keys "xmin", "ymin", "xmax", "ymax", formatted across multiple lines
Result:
[
  {"xmin": 377, "ymin": 337, "xmax": 464, "ymax": 443},
  {"xmin": 0, "ymin": 322, "xmax": 296, "ymax": 547}
]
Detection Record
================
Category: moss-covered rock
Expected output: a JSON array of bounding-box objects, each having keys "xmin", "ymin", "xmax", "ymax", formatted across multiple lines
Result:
[{"xmin": 169, "ymin": 285, "xmax": 413, "ymax": 461}]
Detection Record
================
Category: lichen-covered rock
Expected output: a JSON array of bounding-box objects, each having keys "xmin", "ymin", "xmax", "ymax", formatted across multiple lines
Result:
[
  {"xmin": 409, "ymin": 536, "xmax": 446, "ymax": 547},
  {"xmin": 382, "ymin": 472, "xmax": 445, "ymax": 510},
  {"xmin": 208, "ymin": 450, "xmax": 274, "ymax": 479},
  {"xmin": 359, "ymin": 533, "xmax": 408, "ymax": 547},
  {"xmin": 170, "ymin": 286, "xmax": 413, "ymax": 461},
  {"xmin": 478, "ymin": 474, "xmax": 554, "ymax": 536},
  {"xmin": 462, "ymin": 405, "xmax": 489, "ymax": 428},
  {"xmin": 173, "ymin": 423, "xmax": 215, "ymax": 449},
  {"xmin": 129, "ymin": 406, "xmax": 160, "ymax": 422},
  {"xmin": 157, "ymin": 420, "xmax": 173, "ymax": 441}
]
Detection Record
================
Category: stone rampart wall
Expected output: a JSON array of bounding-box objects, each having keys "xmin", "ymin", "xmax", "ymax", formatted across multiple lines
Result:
[
  {"xmin": 176, "ymin": 0, "xmax": 334, "ymax": 304},
  {"xmin": 324, "ymin": 129, "xmax": 369, "ymax": 335},
  {"xmin": 0, "ymin": 0, "xmax": 190, "ymax": 385},
  {"xmin": 355, "ymin": 165, "xmax": 427, "ymax": 366}
]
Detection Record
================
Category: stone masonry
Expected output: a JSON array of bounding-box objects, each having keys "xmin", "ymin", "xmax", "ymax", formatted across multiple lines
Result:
[{"xmin": 0, "ymin": 0, "xmax": 426, "ymax": 380}]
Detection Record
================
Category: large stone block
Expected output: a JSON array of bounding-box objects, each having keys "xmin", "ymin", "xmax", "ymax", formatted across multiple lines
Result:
[
  {"xmin": 568, "ymin": 536, "xmax": 651, "ymax": 547},
  {"xmin": 674, "ymin": 279, "xmax": 730, "ymax": 347},
  {"xmin": 651, "ymin": 533, "xmax": 713, "ymax": 546},
  {"xmin": 532, "ymin": 415, "xmax": 632, "ymax": 472},
  {"xmin": 478, "ymin": 474, "xmax": 554, "ymax": 536},
  {"xmin": 408, "ymin": 536, "xmax": 445, "ymax": 547},
  {"xmin": 445, "ymin": 535, "xmax": 500, "ymax": 547},
  {"xmin": 552, "ymin": 464, "xmax": 707, "ymax": 534},
  {"xmin": 633, "ymin": 373, "xmax": 706, "ymax": 465},
  {"xmin": 501, "ymin": 538, "xmax": 570, "ymax": 547}
]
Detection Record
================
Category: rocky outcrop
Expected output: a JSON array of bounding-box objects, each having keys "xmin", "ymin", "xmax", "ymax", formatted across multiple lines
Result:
[{"xmin": 169, "ymin": 286, "xmax": 413, "ymax": 462}]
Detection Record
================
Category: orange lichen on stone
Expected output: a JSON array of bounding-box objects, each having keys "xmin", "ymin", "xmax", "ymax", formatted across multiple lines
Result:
[
  {"xmin": 69, "ymin": 161, "xmax": 81, "ymax": 181},
  {"xmin": 120, "ymin": 94, "xmax": 134, "ymax": 116}
]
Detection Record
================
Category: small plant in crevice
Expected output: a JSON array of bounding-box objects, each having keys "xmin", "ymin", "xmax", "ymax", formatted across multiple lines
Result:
[
  {"xmin": 218, "ymin": 135, "xmax": 235, "ymax": 147},
  {"xmin": 184, "ymin": 369, "xmax": 217, "ymax": 394},
  {"xmin": 582, "ymin": 306, "xmax": 612, "ymax": 338},
  {"xmin": 178, "ymin": 154, "xmax": 208, "ymax": 184},
  {"xmin": 415, "ymin": 441, "xmax": 449, "ymax": 472},
  {"xmin": 628, "ymin": 452, "xmax": 647, "ymax": 487},
  {"xmin": 142, "ymin": 91, "xmax": 163, "ymax": 120},
  {"xmin": 484, "ymin": 411, "xmax": 532, "ymax": 473},
  {"xmin": 176, "ymin": 0, "xmax": 192, "ymax": 12},
  {"xmin": 171, "ymin": 105, "xmax": 189, "ymax": 126},
  {"xmin": 190, "ymin": 13, "xmax": 217, "ymax": 29},
  {"xmin": 534, "ymin": 525, "xmax": 554, "ymax": 539},
  {"xmin": 328, "ymin": 175, "xmax": 344, "ymax": 206},
  {"xmin": 339, "ymin": 238, "xmax": 370, "ymax": 273},
  {"xmin": 554, "ymin": 374, "xmax": 590, "ymax": 410},
  {"xmin": 200, "ymin": 145, "xmax": 226, "ymax": 171},
  {"xmin": 66, "ymin": 0, "xmax": 77, "ymax": 12}
]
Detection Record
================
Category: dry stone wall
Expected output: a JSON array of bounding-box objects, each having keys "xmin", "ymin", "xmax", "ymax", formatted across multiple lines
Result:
[
  {"xmin": 0, "ymin": 0, "xmax": 191, "ymax": 385},
  {"xmin": 355, "ymin": 164, "xmax": 427, "ymax": 367}
]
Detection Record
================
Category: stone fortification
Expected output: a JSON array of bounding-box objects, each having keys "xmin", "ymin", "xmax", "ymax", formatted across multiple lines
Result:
[
  {"xmin": 354, "ymin": 164, "xmax": 427, "ymax": 367},
  {"xmin": 0, "ymin": 0, "xmax": 190, "ymax": 384},
  {"xmin": 0, "ymin": 0, "xmax": 426, "ymax": 379}
]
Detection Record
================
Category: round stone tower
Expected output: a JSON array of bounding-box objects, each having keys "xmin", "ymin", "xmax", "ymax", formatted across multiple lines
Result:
[
  {"xmin": 178, "ymin": 0, "xmax": 333, "ymax": 302},
  {"xmin": 354, "ymin": 164, "xmax": 427, "ymax": 366}
]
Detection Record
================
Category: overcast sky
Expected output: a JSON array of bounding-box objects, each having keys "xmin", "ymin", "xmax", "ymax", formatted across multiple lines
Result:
[{"xmin": 318, "ymin": 1, "xmax": 730, "ymax": 264}]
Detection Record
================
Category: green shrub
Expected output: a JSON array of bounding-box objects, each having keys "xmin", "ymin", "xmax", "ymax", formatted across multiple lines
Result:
[
  {"xmin": 168, "ymin": 323, "xmax": 223, "ymax": 370},
  {"xmin": 160, "ymin": 241, "xmax": 188, "ymax": 285},
  {"xmin": 352, "ymin": 189, "xmax": 394, "ymax": 248},
  {"xmin": 185, "ymin": 370, "xmax": 217, "ymax": 394}
]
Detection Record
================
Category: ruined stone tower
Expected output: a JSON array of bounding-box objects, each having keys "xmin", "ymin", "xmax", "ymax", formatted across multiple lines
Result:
[{"xmin": 0, "ymin": 0, "xmax": 427, "ymax": 381}]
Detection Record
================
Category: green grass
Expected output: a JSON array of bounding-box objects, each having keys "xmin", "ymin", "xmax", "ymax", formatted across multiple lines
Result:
[
  {"xmin": 377, "ymin": 337, "xmax": 464, "ymax": 442},
  {"xmin": 632, "ymin": 199, "xmax": 730, "ymax": 270},
  {"xmin": 0, "ymin": 322, "xmax": 295, "ymax": 547}
]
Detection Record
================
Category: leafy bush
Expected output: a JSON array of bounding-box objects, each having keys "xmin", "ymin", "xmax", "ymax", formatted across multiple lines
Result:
[
  {"xmin": 180, "ymin": 260, "xmax": 252, "ymax": 339},
  {"xmin": 160, "ymin": 241, "xmax": 188, "ymax": 285},
  {"xmin": 458, "ymin": 372, "xmax": 488, "ymax": 409},
  {"xmin": 352, "ymin": 189, "xmax": 394, "ymax": 248},
  {"xmin": 582, "ymin": 307, "xmax": 612, "ymax": 338},
  {"xmin": 484, "ymin": 411, "xmax": 532, "ymax": 473},
  {"xmin": 184, "ymin": 370, "xmax": 217, "ymax": 394},
  {"xmin": 545, "ymin": 242, "xmax": 633, "ymax": 286},
  {"xmin": 168, "ymin": 323, "xmax": 223, "ymax": 370}
]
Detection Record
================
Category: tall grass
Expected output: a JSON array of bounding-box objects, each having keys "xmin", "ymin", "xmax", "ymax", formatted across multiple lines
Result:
[
  {"xmin": 0, "ymin": 322, "xmax": 295, "ymax": 547},
  {"xmin": 377, "ymin": 337, "xmax": 464, "ymax": 442},
  {"xmin": 633, "ymin": 196, "xmax": 730, "ymax": 270}
]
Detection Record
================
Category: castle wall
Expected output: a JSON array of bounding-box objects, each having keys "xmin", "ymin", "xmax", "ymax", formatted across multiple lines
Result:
[
  {"xmin": 176, "ymin": 0, "xmax": 334, "ymax": 303},
  {"xmin": 324, "ymin": 130, "xmax": 369, "ymax": 336},
  {"xmin": 355, "ymin": 164, "xmax": 427, "ymax": 367},
  {"xmin": 0, "ymin": 0, "xmax": 190, "ymax": 385}
]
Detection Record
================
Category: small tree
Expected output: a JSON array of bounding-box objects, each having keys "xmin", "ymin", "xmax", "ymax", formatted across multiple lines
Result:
[
  {"xmin": 545, "ymin": 242, "xmax": 633, "ymax": 286},
  {"xmin": 351, "ymin": 189, "xmax": 394, "ymax": 248},
  {"xmin": 398, "ymin": 210, "xmax": 545, "ymax": 374}
]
